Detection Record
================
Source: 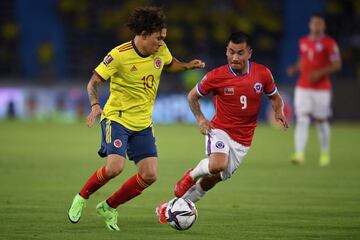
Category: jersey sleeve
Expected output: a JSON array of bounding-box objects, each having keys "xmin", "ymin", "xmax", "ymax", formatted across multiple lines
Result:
[
  {"xmin": 263, "ymin": 68, "xmax": 278, "ymax": 96},
  {"xmin": 196, "ymin": 71, "xmax": 215, "ymax": 96},
  {"xmin": 94, "ymin": 48, "xmax": 120, "ymax": 81},
  {"xmin": 328, "ymin": 39, "xmax": 341, "ymax": 62},
  {"xmin": 162, "ymin": 43, "xmax": 173, "ymax": 65}
]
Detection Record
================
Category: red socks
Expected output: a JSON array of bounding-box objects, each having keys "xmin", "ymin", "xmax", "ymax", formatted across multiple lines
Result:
[
  {"xmin": 107, "ymin": 174, "xmax": 150, "ymax": 208},
  {"xmin": 79, "ymin": 167, "xmax": 110, "ymax": 199},
  {"xmin": 79, "ymin": 169, "xmax": 150, "ymax": 209}
]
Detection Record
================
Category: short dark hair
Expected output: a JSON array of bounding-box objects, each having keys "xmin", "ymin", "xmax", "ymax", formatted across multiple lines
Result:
[
  {"xmin": 311, "ymin": 13, "xmax": 326, "ymax": 20},
  {"xmin": 228, "ymin": 32, "xmax": 252, "ymax": 47},
  {"xmin": 127, "ymin": 6, "xmax": 166, "ymax": 35}
]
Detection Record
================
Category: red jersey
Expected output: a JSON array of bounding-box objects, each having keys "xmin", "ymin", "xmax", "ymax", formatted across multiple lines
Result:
[
  {"xmin": 197, "ymin": 62, "xmax": 277, "ymax": 146},
  {"xmin": 297, "ymin": 35, "xmax": 340, "ymax": 90}
]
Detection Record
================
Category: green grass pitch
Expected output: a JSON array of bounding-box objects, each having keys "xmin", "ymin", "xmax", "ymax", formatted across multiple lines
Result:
[{"xmin": 0, "ymin": 121, "xmax": 359, "ymax": 240}]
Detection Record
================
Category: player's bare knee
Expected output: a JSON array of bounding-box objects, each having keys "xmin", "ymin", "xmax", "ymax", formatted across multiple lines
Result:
[
  {"xmin": 209, "ymin": 165, "xmax": 226, "ymax": 174},
  {"xmin": 209, "ymin": 161, "xmax": 227, "ymax": 174},
  {"xmin": 140, "ymin": 172, "xmax": 157, "ymax": 185},
  {"xmin": 209, "ymin": 153, "xmax": 228, "ymax": 174},
  {"xmin": 106, "ymin": 166, "xmax": 123, "ymax": 178},
  {"xmin": 105, "ymin": 154, "xmax": 125, "ymax": 177},
  {"xmin": 314, "ymin": 118, "xmax": 326, "ymax": 123},
  {"xmin": 209, "ymin": 160, "xmax": 228, "ymax": 174}
]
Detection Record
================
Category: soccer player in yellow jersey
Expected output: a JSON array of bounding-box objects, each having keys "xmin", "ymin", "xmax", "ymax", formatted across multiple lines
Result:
[{"xmin": 68, "ymin": 6, "xmax": 205, "ymax": 231}]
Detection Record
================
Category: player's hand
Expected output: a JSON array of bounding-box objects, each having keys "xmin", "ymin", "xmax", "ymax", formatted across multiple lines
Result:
[
  {"xmin": 86, "ymin": 104, "xmax": 104, "ymax": 128},
  {"xmin": 187, "ymin": 59, "xmax": 205, "ymax": 70},
  {"xmin": 309, "ymin": 70, "xmax": 322, "ymax": 82},
  {"xmin": 198, "ymin": 117, "xmax": 213, "ymax": 135},
  {"xmin": 274, "ymin": 111, "xmax": 289, "ymax": 129},
  {"xmin": 287, "ymin": 65, "xmax": 297, "ymax": 77}
]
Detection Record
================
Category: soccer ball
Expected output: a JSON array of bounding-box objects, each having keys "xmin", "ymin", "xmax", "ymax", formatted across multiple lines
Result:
[{"xmin": 165, "ymin": 197, "xmax": 197, "ymax": 230}]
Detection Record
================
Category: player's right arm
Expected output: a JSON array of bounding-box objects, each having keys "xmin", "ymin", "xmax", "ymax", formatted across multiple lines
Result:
[
  {"xmin": 287, "ymin": 59, "xmax": 301, "ymax": 77},
  {"xmin": 187, "ymin": 86, "xmax": 213, "ymax": 135},
  {"xmin": 86, "ymin": 73, "xmax": 104, "ymax": 128},
  {"xmin": 268, "ymin": 92, "xmax": 289, "ymax": 129}
]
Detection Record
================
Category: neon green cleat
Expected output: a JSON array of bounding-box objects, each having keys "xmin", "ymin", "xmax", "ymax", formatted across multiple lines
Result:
[
  {"xmin": 68, "ymin": 194, "xmax": 86, "ymax": 223},
  {"xmin": 319, "ymin": 152, "xmax": 330, "ymax": 167},
  {"xmin": 96, "ymin": 201, "xmax": 120, "ymax": 231},
  {"xmin": 290, "ymin": 152, "xmax": 305, "ymax": 165}
]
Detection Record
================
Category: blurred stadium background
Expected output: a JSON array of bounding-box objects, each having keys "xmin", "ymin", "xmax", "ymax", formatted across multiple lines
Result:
[{"xmin": 0, "ymin": 0, "xmax": 359, "ymax": 122}]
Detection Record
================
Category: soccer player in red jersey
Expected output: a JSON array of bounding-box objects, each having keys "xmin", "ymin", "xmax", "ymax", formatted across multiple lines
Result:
[
  {"xmin": 287, "ymin": 14, "xmax": 341, "ymax": 166},
  {"xmin": 156, "ymin": 32, "xmax": 288, "ymax": 222}
]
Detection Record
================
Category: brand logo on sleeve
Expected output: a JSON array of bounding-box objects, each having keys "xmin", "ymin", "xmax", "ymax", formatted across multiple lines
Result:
[
  {"xmin": 253, "ymin": 82, "xmax": 263, "ymax": 94},
  {"xmin": 154, "ymin": 57, "xmax": 162, "ymax": 69},
  {"xmin": 103, "ymin": 54, "xmax": 113, "ymax": 66}
]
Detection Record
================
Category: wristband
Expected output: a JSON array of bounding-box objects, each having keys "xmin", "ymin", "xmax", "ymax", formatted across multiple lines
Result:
[{"xmin": 91, "ymin": 102, "xmax": 100, "ymax": 107}]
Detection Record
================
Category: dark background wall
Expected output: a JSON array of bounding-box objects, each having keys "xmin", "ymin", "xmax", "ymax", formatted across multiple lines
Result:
[{"xmin": 0, "ymin": 0, "xmax": 359, "ymax": 120}]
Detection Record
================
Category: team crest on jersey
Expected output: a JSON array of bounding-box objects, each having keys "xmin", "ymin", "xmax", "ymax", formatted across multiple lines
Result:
[
  {"xmin": 103, "ymin": 54, "xmax": 113, "ymax": 66},
  {"xmin": 253, "ymin": 82, "xmax": 263, "ymax": 94},
  {"xmin": 114, "ymin": 139, "xmax": 122, "ymax": 148},
  {"xmin": 224, "ymin": 87, "xmax": 234, "ymax": 95},
  {"xmin": 315, "ymin": 42, "xmax": 323, "ymax": 52},
  {"xmin": 215, "ymin": 141, "xmax": 225, "ymax": 149},
  {"xmin": 154, "ymin": 57, "xmax": 162, "ymax": 69}
]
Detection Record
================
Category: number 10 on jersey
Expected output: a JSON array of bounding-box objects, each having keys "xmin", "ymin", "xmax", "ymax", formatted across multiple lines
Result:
[{"xmin": 142, "ymin": 74, "xmax": 154, "ymax": 89}]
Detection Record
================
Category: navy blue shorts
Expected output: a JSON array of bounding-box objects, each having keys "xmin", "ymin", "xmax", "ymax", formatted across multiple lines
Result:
[{"xmin": 98, "ymin": 119, "xmax": 157, "ymax": 163}]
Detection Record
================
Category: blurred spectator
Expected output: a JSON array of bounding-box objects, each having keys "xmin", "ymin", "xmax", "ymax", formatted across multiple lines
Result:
[
  {"xmin": 25, "ymin": 94, "xmax": 38, "ymax": 119},
  {"xmin": 37, "ymin": 41, "xmax": 56, "ymax": 82},
  {"xmin": 6, "ymin": 101, "xmax": 16, "ymax": 119},
  {"xmin": 0, "ymin": 0, "xmax": 359, "ymax": 121},
  {"xmin": 0, "ymin": 20, "xmax": 20, "ymax": 77}
]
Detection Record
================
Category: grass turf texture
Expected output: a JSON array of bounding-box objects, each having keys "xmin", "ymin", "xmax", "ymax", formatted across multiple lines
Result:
[{"xmin": 0, "ymin": 121, "xmax": 359, "ymax": 240}]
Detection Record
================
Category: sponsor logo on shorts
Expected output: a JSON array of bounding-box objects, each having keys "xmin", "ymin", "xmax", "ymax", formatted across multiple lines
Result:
[
  {"xmin": 253, "ymin": 82, "xmax": 263, "ymax": 94},
  {"xmin": 114, "ymin": 139, "xmax": 122, "ymax": 148},
  {"xmin": 215, "ymin": 141, "xmax": 225, "ymax": 149},
  {"xmin": 154, "ymin": 57, "xmax": 162, "ymax": 69}
]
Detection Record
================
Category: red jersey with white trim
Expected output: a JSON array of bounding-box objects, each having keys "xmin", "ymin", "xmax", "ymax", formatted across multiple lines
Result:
[
  {"xmin": 297, "ymin": 35, "xmax": 340, "ymax": 90},
  {"xmin": 197, "ymin": 62, "xmax": 277, "ymax": 146}
]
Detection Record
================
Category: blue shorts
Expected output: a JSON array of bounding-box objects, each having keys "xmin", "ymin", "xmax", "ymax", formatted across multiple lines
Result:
[{"xmin": 98, "ymin": 119, "xmax": 157, "ymax": 163}]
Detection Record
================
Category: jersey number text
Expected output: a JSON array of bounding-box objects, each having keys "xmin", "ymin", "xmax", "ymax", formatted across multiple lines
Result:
[
  {"xmin": 142, "ymin": 75, "xmax": 154, "ymax": 89},
  {"xmin": 240, "ymin": 95, "xmax": 247, "ymax": 109}
]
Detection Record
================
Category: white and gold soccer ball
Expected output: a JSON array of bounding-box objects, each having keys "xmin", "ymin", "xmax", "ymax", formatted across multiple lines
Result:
[{"xmin": 165, "ymin": 197, "xmax": 198, "ymax": 230}]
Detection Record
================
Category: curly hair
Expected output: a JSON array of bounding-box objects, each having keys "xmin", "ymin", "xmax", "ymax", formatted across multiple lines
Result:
[{"xmin": 127, "ymin": 6, "xmax": 166, "ymax": 35}]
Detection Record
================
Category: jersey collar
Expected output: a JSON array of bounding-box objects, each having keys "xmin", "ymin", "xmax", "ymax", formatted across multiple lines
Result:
[
  {"xmin": 228, "ymin": 61, "xmax": 251, "ymax": 77},
  {"xmin": 308, "ymin": 33, "xmax": 325, "ymax": 41},
  {"xmin": 131, "ymin": 40, "xmax": 150, "ymax": 58}
]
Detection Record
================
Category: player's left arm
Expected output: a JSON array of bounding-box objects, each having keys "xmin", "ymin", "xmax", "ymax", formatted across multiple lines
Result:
[
  {"xmin": 310, "ymin": 60, "xmax": 341, "ymax": 82},
  {"xmin": 268, "ymin": 92, "xmax": 289, "ymax": 129},
  {"xmin": 310, "ymin": 41, "xmax": 342, "ymax": 82},
  {"xmin": 163, "ymin": 57, "xmax": 205, "ymax": 72}
]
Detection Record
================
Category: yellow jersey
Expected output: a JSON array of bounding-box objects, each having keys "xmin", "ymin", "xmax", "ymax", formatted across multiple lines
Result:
[{"xmin": 94, "ymin": 41, "xmax": 173, "ymax": 131}]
